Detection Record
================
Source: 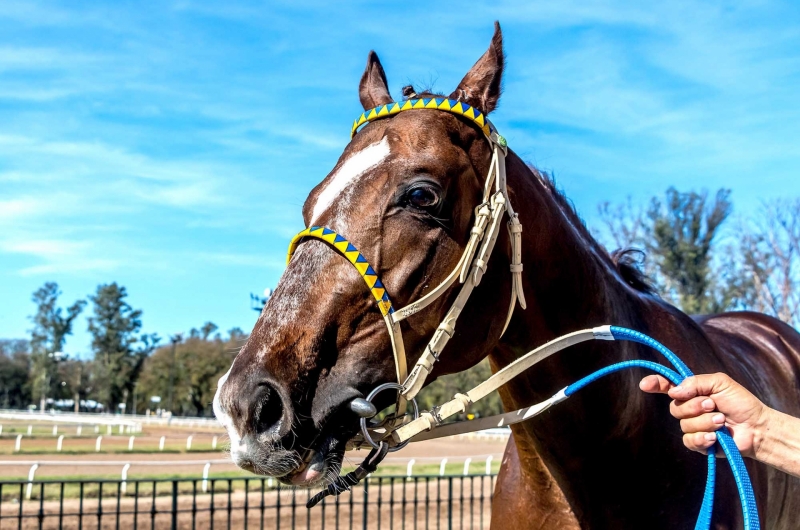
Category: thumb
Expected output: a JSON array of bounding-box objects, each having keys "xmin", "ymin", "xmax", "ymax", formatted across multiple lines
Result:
[{"xmin": 639, "ymin": 374, "xmax": 674, "ymax": 394}]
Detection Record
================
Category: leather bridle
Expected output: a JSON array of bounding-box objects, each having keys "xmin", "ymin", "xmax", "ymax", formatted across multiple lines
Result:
[{"xmin": 286, "ymin": 97, "xmax": 526, "ymax": 450}]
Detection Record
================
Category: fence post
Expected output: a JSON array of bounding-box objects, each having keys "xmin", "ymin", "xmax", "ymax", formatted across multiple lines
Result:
[
  {"xmin": 463, "ymin": 458, "xmax": 472, "ymax": 476},
  {"xmin": 439, "ymin": 458, "xmax": 448, "ymax": 476},
  {"xmin": 128, "ymin": 436, "xmax": 135, "ymax": 451},
  {"xmin": 107, "ymin": 425, "xmax": 111, "ymax": 435},
  {"xmin": 485, "ymin": 455, "xmax": 493, "ymax": 475},
  {"xmin": 52, "ymin": 425, "xmax": 57, "ymax": 436},
  {"xmin": 362, "ymin": 476, "xmax": 369, "ymax": 530},
  {"xmin": 159, "ymin": 436, "xmax": 166, "ymax": 451},
  {"xmin": 0, "ymin": 424, "xmax": 3, "ymax": 435},
  {"xmin": 406, "ymin": 459, "xmax": 415, "ymax": 478},
  {"xmin": 77, "ymin": 425, "xmax": 82, "ymax": 436},
  {"xmin": 118, "ymin": 424, "xmax": 123, "ymax": 434},
  {"xmin": 171, "ymin": 481, "xmax": 179, "ymax": 530},
  {"xmin": 27, "ymin": 425, "xmax": 32, "ymax": 435},
  {"xmin": 96, "ymin": 435, "xmax": 103, "ymax": 452},
  {"xmin": 94, "ymin": 425, "xmax": 99, "ymax": 433},
  {"xmin": 202, "ymin": 462, "xmax": 211, "ymax": 493},
  {"xmin": 186, "ymin": 435, "xmax": 193, "ymax": 451},
  {"xmin": 447, "ymin": 477, "xmax": 454, "ymax": 530},
  {"xmin": 57, "ymin": 435, "xmax": 64, "ymax": 452},
  {"xmin": 25, "ymin": 463, "xmax": 39, "ymax": 500},
  {"xmin": 212, "ymin": 435, "xmax": 218, "ymax": 450},
  {"xmin": 121, "ymin": 463, "xmax": 131, "ymax": 494},
  {"xmin": 15, "ymin": 434, "xmax": 22, "ymax": 452}
]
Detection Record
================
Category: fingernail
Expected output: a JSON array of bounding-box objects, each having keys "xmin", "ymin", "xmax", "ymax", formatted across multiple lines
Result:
[
  {"xmin": 702, "ymin": 399, "xmax": 714, "ymax": 411},
  {"xmin": 704, "ymin": 433, "xmax": 717, "ymax": 442},
  {"xmin": 674, "ymin": 385, "xmax": 683, "ymax": 391},
  {"xmin": 712, "ymin": 413, "xmax": 725, "ymax": 424}
]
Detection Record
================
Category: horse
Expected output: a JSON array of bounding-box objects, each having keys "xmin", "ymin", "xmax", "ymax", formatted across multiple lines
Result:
[{"xmin": 213, "ymin": 23, "xmax": 800, "ymax": 528}]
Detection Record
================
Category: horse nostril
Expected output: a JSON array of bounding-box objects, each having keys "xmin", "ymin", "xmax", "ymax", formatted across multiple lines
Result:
[{"xmin": 254, "ymin": 382, "xmax": 286, "ymax": 438}]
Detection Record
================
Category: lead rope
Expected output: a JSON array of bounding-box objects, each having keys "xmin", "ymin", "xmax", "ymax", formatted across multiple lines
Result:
[
  {"xmin": 306, "ymin": 441, "xmax": 389, "ymax": 509},
  {"xmin": 388, "ymin": 326, "xmax": 759, "ymax": 530}
]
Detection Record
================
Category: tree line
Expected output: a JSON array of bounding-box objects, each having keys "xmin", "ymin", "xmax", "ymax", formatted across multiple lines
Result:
[{"xmin": 1, "ymin": 187, "xmax": 797, "ymax": 418}]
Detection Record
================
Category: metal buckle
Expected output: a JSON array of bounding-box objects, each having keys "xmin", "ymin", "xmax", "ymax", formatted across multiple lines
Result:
[{"xmin": 359, "ymin": 382, "xmax": 419, "ymax": 452}]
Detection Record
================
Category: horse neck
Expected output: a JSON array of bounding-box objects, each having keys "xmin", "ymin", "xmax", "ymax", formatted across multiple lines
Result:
[{"xmin": 496, "ymin": 152, "xmax": 660, "ymax": 413}]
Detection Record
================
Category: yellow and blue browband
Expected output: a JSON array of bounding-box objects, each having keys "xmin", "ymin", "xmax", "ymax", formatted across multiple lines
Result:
[
  {"xmin": 287, "ymin": 226, "xmax": 394, "ymax": 316},
  {"xmin": 352, "ymin": 98, "xmax": 495, "ymax": 139}
]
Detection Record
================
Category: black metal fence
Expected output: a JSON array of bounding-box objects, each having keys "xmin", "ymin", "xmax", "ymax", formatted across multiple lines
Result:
[{"xmin": 0, "ymin": 474, "xmax": 496, "ymax": 529}]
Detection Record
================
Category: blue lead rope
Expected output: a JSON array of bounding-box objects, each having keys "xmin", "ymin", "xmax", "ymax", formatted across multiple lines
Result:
[{"xmin": 563, "ymin": 326, "xmax": 759, "ymax": 530}]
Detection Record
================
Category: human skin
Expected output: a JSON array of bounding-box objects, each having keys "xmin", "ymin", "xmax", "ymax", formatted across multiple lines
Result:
[{"xmin": 640, "ymin": 372, "xmax": 800, "ymax": 479}]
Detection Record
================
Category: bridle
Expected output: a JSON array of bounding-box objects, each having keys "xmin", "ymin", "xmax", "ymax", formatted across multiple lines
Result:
[
  {"xmin": 287, "ymin": 97, "xmax": 526, "ymax": 449},
  {"xmin": 289, "ymin": 99, "xmax": 762, "ymax": 530}
]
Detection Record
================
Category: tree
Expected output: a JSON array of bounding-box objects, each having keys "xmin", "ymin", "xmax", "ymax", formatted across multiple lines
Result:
[
  {"xmin": 138, "ymin": 326, "xmax": 243, "ymax": 416},
  {"xmin": 87, "ymin": 283, "xmax": 159, "ymax": 412},
  {"xmin": 0, "ymin": 340, "xmax": 31, "ymax": 409},
  {"xmin": 28, "ymin": 282, "xmax": 86, "ymax": 411},
  {"xmin": 598, "ymin": 188, "xmax": 748, "ymax": 315},
  {"xmin": 739, "ymin": 199, "xmax": 800, "ymax": 327}
]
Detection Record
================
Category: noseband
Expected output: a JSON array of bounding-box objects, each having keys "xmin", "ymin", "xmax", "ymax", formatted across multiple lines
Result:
[{"xmin": 287, "ymin": 97, "xmax": 526, "ymax": 446}]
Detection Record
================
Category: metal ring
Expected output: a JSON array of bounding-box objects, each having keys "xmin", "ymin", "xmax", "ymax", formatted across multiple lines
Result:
[{"xmin": 359, "ymin": 382, "xmax": 419, "ymax": 452}]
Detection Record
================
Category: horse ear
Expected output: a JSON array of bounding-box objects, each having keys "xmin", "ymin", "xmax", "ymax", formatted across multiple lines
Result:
[
  {"xmin": 359, "ymin": 51, "xmax": 393, "ymax": 110},
  {"xmin": 449, "ymin": 22, "xmax": 504, "ymax": 114}
]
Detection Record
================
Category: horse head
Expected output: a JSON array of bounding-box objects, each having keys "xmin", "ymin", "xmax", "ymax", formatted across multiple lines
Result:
[{"xmin": 213, "ymin": 23, "xmax": 514, "ymax": 487}]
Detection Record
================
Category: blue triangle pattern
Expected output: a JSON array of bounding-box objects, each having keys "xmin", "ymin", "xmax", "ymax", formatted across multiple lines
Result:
[
  {"xmin": 346, "ymin": 243, "xmax": 357, "ymax": 252},
  {"xmin": 333, "ymin": 234, "xmax": 346, "ymax": 243},
  {"xmin": 365, "ymin": 265, "xmax": 376, "ymax": 276},
  {"xmin": 356, "ymin": 254, "xmax": 367, "ymax": 263},
  {"xmin": 322, "ymin": 227, "xmax": 334, "ymax": 235}
]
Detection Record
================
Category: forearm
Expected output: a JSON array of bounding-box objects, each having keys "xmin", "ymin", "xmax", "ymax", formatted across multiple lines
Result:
[{"xmin": 755, "ymin": 408, "xmax": 800, "ymax": 478}]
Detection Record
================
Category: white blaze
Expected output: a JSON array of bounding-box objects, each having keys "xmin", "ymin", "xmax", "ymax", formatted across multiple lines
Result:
[{"xmin": 310, "ymin": 137, "xmax": 390, "ymax": 224}]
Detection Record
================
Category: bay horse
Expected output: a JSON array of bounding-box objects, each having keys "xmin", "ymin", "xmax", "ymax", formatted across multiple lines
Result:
[{"xmin": 213, "ymin": 23, "xmax": 800, "ymax": 528}]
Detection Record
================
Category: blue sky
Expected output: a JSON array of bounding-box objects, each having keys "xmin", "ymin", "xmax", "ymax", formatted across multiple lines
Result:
[{"xmin": 1, "ymin": 1, "xmax": 799, "ymax": 356}]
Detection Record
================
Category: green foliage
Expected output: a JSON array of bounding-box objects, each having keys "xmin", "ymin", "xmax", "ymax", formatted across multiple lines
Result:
[
  {"xmin": 137, "ymin": 326, "xmax": 244, "ymax": 417},
  {"xmin": 646, "ymin": 188, "xmax": 738, "ymax": 314},
  {"xmin": 28, "ymin": 282, "xmax": 86, "ymax": 405},
  {"xmin": 87, "ymin": 283, "xmax": 159, "ymax": 411},
  {"xmin": 0, "ymin": 339, "xmax": 31, "ymax": 408}
]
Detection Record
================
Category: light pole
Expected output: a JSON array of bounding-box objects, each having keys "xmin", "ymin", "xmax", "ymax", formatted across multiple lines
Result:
[{"xmin": 166, "ymin": 334, "xmax": 182, "ymax": 415}]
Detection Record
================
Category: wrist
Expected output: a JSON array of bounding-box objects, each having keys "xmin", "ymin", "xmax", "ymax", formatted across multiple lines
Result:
[{"xmin": 752, "ymin": 405, "xmax": 777, "ymax": 462}]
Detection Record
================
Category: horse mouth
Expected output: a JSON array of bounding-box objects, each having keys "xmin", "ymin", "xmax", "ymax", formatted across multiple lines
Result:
[{"xmin": 280, "ymin": 434, "xmax": 347, "ymax": 487}]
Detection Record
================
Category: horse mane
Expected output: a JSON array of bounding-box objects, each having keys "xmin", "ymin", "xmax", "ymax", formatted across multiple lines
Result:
[{"xmin": 527, "ymin": 165, "xmax": 657, "ymax": 296}]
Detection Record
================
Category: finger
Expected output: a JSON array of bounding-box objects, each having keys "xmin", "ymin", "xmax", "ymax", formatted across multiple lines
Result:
[
  {"xmin": 669, "ymin": 396, "xmax": 717, "ymax": 419},
  {"xmin": 683, "ymin": 431, "xmax": 716, "ymax": 454},
  {"xmin": 639, "ymin": 375, "xmax": 674, "ymax": 394},
  {"xmin": 668, "ymin": 373, "xmax": 732, "ymax": 401},
  {"xmin": 679, "ymin": 413, "xmax": 725, "ymax": 434}
]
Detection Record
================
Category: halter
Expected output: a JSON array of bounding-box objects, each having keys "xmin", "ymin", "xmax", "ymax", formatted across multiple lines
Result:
[
  {"xmin": 287, "ymin": 99, "xmax": 761, "ymax": 529},
  {"xmin": 288, "ymin": 97, "xmax": 527, "ymax": 441}
]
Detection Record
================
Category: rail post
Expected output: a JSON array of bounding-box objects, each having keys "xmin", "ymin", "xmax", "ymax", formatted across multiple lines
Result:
[
  {"xmin": 76, "ymin": 425, "xmax": 82, "ymax": 436},
  {"xmin": 212, "ymin": 435, "xmax": 218, "ymax": 450},
  {"xmin": 96, "ymin": 435, "xmax": 102, "ymax": 452},
  {"xmin": 463, "ymin": 458, "xmax": 472, "ymax": 476},
  {"xmin": 57, "ymin": 434, "xmax": 64, "ymax": 452},
  {"xmin": 0, "ymin": 424, "xmax": 2, "ymax": 435},
  {"xmin": 27, "ymin": 425, "xmax": 32, "ymax": 435},
  {"xmin": 406, "ymin": 459, "xmax": 415, "ymax": 479},
  {"xmin": 171, "ymin": 481, "xmax": 178, "ymax": 530},
  {"xmin": 121, "ymin": 463, "xmax": 131, "ymax": 494},
  {"xmin": 107, "ymin": 425, "xmax": 111, "ymax": 435},
  {"xmin": 485, "ymin": 455, "xmax": 493, "ymax": 475},
  {"xmin": 128, "ymin": 436, "xmax": 135, "ymax": 451},
  {"xmin": 25, "ymin": 463, "xmax": 39, "ymax": 500},
  {"xmin": 52, "ymin": 425, "xmax": 57, "ymax": 436},
  {"xmin": 186, "ymin": 435, "xmax": 193, "ymax": 451},
  {"xmin": 159, "ymin": 436, "xmax": 166, "ymax": 451},
  {"xmin": 439, "ymin": 458, "xmax": 448, "ymax": 476},
  {"xmin": 118, "ymin": 424, "xmax": 123, "ymax": 434},
  {"xmin": 15, "ymin": 434, "xmax": 22, "ymax": 452},
  {"xmin": 202, "ymin": 462, "xmax": 211, "ymax": 492}
]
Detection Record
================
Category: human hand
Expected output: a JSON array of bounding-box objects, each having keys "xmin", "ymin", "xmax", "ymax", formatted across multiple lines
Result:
[{"xmin": 640, "ymin": 372, "xmax": 769, "ymax": 458}]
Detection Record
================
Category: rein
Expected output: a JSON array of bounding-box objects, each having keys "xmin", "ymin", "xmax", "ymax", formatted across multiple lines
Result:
[{"xmin": 287, "ymin": 100, "xmax": 760, "ymax": 529}]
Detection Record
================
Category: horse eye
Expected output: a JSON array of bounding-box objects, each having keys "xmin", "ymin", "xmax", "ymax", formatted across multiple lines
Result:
[{"xmin": 407, "ymin": 187, "xmax": 439, "ymax": 209}]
